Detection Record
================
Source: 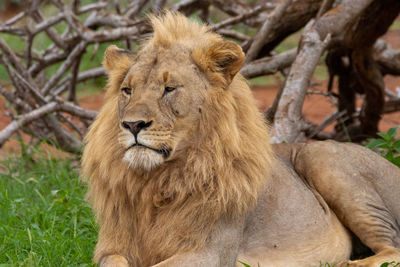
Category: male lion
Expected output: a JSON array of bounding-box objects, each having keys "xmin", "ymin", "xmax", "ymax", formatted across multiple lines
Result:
[{"xmin": 81, "ymin": 12, "xmax": 400, "ymax": 267}]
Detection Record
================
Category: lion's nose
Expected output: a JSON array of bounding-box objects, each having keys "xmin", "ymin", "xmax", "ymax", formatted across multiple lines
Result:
[{"xmin": 122, "ymin": 120, "xmax": 153, "ymax": 136}]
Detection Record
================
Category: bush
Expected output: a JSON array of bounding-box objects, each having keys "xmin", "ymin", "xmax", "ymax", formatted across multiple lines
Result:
[{"xmin": 366, "ymin": 127, "xmax": 400, "ymax": 167}]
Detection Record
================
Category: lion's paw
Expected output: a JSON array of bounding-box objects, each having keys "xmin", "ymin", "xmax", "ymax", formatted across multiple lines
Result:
[
  {"xmin": 337, "ymin": 260, "xmax": 367, "ymax": 267},
  {"xmin": 99, "ymin": 254, "xmax": 129, "ymax": 267}
]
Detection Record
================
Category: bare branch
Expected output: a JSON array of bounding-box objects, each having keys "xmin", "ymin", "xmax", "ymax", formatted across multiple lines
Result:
[
  {"xmin": 0, "ymin": 85, "xmax": 30, "ymax": 112},
  {"xmin": 171, "ymin": 0, "xmax": 205, "ymax": 15},
  {"xmin": 6, "ymin": 65, "xmax": 46, "ymax": 104},
  {"xmin": 216, "ymin": 29, "xmax": 249, "ymax": 42},
  {"xmin": 58, "ymin": 113, "xmax": 83, "ymax": 139},
  {"xmin": 58, "ymin": 99, "xmax": 98, "ymax": 120},
  {"xmin": 54, "ymin": 67, "xmax": 106, "ymax": 96},
  {"xmin": 316, "ymin": 0, "xmax": 335, "ymax": 19},
  {"xmin": 153, "ymin": 0, "xmax": 167, "ymax": 14},
  {"xmin": 314, "ymin": 0, "xmax": 374, "ymax": 40},
  {"xmin": 210, "ymin": 0, "xmax": 252, "ymax": 17},
  {"xmin": 29, "ymin": 50, "xmax": 70, "ymax": 77},
  {"xmin": 385, "ymin": 88, "xmax": 400, "ymax": 100},
  {"xmin": 0, "ymin": 37, "xmax": 27, "ymax": 74},
  {"xmin": 308, "ymin": 110, "xmax": 347, "ymax": 138},
  {"xmin": 4, "ymin": 11, "xmax": 26, "ymax": 25},
  {"xmin": 43, "ymin": 114, "xmax": 82, "ymax": 153},
  {"xmin": 0, "ymin": 25, "xmax": 27, "ymax": 35},
  {"xmin": 30, "ymin": 10, "xmax": 67, "ymax": 49},
  {"xmin": 42, "ymin": 41, "xmax": 87, "ymax": 95},
  {"xmin": 384, "ymin": 99, "xmax": 400, "ymax": 114},
  {"xmin": 31, "ymin": 13, "xmax": 65, "ymax": 35},
  {"xmin": 374, "ymin": 39, "xmax": 400, "ymax": 76},
  {"xmin": 273, "ymin": 20, "xmax": 331, "ymax": 143},
  {"xmin": 241, "ymin": 48, "xmax": 297, "ymax": 78},
  {"xmin": 272, "ymin": 0, "xmax": 376, "ymax": 143},
  {"xmin": 88, "ymin": 26, "xmax": 149, "ymax": 43},
  {"xmin": 245, "ymin": 0, "xmax": 292, "ymax": 63},
  {"xmin": 67, "ymin": 53, "xmax": 83, "ymax": 102},
  {"xmin": 211, "ymin": 4, "xmax": 271, "ymax": 31},
  {"xmin": 0, "ymin": 102, "xmax": 58, "ymax": 147},
  {"xmin": 125, "ymin": 0, "xmax": 149, "ymax": 19},
  {"xmin": 78, "ymin": 2, "xmax": 108, "ymax": 13}
]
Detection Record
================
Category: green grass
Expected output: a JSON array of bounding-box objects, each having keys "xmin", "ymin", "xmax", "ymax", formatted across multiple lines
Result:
[{"xmin": 0, "ymin": 146, "xmax": 96, "ymax": 266}]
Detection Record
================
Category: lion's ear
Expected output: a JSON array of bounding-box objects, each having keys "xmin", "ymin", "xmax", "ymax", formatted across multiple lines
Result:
[
  {"xmin": 195, "ymin": 41, "xmax": 244, "ymax": 87},
  {"xmin": 103, "ymin": 45, "xmax": 135, "ymax": 73}
]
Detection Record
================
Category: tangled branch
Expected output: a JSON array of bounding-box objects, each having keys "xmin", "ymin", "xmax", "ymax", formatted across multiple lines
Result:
[{"xmin": 0, "ymin": 0, "xmax": 399, "ymax": 152}]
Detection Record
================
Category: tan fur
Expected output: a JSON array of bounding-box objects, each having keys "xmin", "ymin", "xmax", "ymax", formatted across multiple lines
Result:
[{"xmin": 82, "ymin": 11, "xmax": 273, "ymax": 266}]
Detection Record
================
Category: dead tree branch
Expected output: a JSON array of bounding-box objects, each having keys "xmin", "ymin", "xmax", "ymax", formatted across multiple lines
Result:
[
  {"xmin": 0, "ymin": 0, "xmax": 399, "ymax": 152},
  {"xmin": 245, "ymin": 0, "xmax": 292, "ymax": 63},
  {"xmin": 241, "ymin": 48, "xmax": 297, "ymax": 79},
  {"xmin": 0, "ymin": 102, "xmax": 58, "ymax": 146},
  {"xmin": 272, "ymin": 0, "xmax": 378, "ymax": 143},
  {"xmin": 273, "ymin": 20, "xmax": 331, "ymax": 142}
]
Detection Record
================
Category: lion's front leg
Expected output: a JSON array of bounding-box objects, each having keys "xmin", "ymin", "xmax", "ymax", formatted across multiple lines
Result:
[
  {"xmin": 99, "ymin": 254, "xmax": 130, "ymax": 267},
  {"xmin": 152, "ymin": 217, "xmax": 244, "ymax": 267},
  {"xmin": 94, "ymin": 225, "xmax": 133, "ymax": 267},
  {"xmin": 151, "ymin": 250, "xmax": 220, "ymax": 267}
]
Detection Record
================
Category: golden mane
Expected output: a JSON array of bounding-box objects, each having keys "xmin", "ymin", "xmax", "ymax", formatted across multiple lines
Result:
[
  {"xmin": 81, "ymin": 12, "xmax": 274, "ymax": 266},
  {"xmin": 149, "ymin": 11, "xmax": 221, "ymax": 48}
]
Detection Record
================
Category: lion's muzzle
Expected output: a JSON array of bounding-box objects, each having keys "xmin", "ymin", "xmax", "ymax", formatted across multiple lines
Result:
[{"xmin": 122, "ymin": 120, "xmax": 153, "ymax": 137}]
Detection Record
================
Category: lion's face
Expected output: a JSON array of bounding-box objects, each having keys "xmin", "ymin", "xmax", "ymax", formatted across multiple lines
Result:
[
  {"xmin": 103, "ymin": 33, "xmax": 244, "ymax": 171},
  {"xmin": 108, "ymin": 45, "xmax": 208, "ymax": 170}
]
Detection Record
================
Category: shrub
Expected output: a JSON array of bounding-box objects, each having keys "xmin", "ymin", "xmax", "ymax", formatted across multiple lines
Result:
[{"xmin": 366, "ymin": 127, "xmax": 400, "ymax": 167}]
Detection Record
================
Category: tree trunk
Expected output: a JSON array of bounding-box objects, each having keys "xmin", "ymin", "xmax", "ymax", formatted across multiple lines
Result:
[{"xmin": 328, "ymin": 0, "xmax": 400, "ymax": 140}]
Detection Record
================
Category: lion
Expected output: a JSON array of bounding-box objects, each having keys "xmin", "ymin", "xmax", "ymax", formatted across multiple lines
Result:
[{"xmin": 81, "ymin": 12, "xmax": 400, "ymax": 267}]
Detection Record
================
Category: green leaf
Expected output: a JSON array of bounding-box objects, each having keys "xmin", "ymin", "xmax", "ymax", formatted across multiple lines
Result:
[
  {"xmin": 238, "ymin": 261, "xmax": 253, "ymax": 267},
  {"xmin": 366, "ymin": 139, "xmax": 389, "ymax": 149},
  {"xmin": 385, "ymin": 151, "xmax": 395, "ymax": 161},
  {"xmin": 377, "ymin": 132, "xmax": 391, "ymax": 142},
  {"xmin": 380, "ymin": 262, "xmax": 400, "ymax": 267},
  {"xmin": 392, "ymin": 139, "xmax": 400, "ymax": 149},
  {"xmin": 387, "ymin": 127, "xmax": 398, "ymax": 139},
  {"xmin": 391, "ymin": 157, "xmax": 400, "ymax": 167}
]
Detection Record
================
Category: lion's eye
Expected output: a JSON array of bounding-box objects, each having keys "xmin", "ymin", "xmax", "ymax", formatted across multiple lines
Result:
[
  {"xmin": 164, "ymin": 86, "xmax": 176, "ymax": 95},
  {"xmin": 121, "ymin": 87, "xmax": 132, "ymax": 95}
]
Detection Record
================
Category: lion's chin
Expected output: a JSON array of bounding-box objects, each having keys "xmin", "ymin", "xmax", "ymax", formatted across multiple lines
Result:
[{"xmin": 123, "ymin": 147, "xmax": 164, "ymax": 171}]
